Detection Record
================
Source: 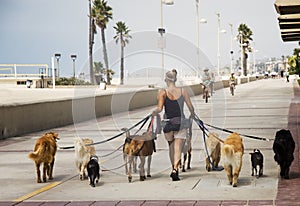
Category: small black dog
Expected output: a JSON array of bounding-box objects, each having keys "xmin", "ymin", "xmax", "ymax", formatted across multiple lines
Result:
[
  {"xmin": 87, "ymin": 155, "xmax": 100, "ymax": 187},
  {"xmin": 250, "ymin": 149, "xmax": 264, "ymax": 178},
  {"xmin": 273, "ymin": 129, "xmax": 295, "ymax": 179}
]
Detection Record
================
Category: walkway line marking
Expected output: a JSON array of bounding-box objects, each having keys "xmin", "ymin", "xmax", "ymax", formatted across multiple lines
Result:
[{"xmin": 14, "ymin": 181, "xmax": 61, "ymax": 202}]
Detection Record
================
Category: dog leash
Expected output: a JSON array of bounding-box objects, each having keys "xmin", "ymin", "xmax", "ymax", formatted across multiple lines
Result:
[
  {"xmin": 203, "ymin": 122, "xmax": 274, "ymax": 142},
  {"xmin": 194, "ymin": 115, "xmax": 223, "ymax": 171},
  {"xmin": 59, "ymin": 114, "xmax": 152, "ymax": 150}
]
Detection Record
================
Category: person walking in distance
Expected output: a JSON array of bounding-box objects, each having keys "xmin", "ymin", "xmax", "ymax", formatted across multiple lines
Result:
[{"xmin": 152, "ymin": 69, "xmax": 195, "ymax": 181}]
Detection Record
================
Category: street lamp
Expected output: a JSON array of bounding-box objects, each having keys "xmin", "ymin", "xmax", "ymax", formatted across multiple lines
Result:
[
  {"xmin": 54, "ymin": 53, "xmax": 61, "ymax": 78},
  {"xmin": 70, "ymin": 54, "xmax": 77, "ymax": 78},
  {"xmin": 196, "ymin": 18, "xmax": 207, "ymax": 77},
  {"xmin": 158, "ymin": 0, "xmax": 174, "ymax": 78},
  {"xmin": 229, "ymin": 23, "xmax": 234, "ymax": 73},
  {"xmin": 195, "ymin": 0, "xmax": 207, "ymax": 77},
  {"xmin": 216, "ymin": 13, "xmax": 226, "ymax": 76}
]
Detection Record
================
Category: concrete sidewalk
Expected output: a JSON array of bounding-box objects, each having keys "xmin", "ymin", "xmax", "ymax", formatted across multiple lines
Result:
[{"xmin": 0, "ymin": 77, "xmax": 299, "ymax": 206}]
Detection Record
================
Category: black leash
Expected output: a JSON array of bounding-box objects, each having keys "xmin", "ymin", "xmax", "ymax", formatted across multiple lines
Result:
[
  {"xmin": 203, "ymin": 122, "xmax": 273, "ymax": 142},
  {"xmin": 194, "ymin": 115, "xmax": 223, "ymax": 171},
  {"xmin": 59, "ymin": 114, "xmax": 152, "ymax": 150}
]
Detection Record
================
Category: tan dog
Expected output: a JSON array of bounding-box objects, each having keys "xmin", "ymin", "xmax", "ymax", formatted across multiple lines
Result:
[
  {"xmin": 122, "ymin": 128, "xmax": 155, "ymax": 182},
  {"xmin": 221, "ymin": 132, "xmax": 244, "ymax": 187},
  {"xmin": 28, "ymin": 132, "xmax": 59, "ymax": 183},
  {"xmin": 205, "ymin": 132, "xmax": 222, "ymax": 171},
  {"xmin": 74, "ymin": 137, "xmax": 96, "ymax": 180}
]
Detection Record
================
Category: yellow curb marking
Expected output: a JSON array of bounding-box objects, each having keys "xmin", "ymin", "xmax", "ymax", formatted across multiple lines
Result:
[{"xmin": 14, "ymin": 181, "xmax": 61, "ymax": 202}]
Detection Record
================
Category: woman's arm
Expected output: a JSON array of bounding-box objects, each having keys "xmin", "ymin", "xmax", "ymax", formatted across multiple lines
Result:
[
  {"xmin": 152, "ymin": 89, "xmax": 166, "ymax": 115},
  {"xmin": 183, "ymin": 89, "xmax": 195, "ymax": 116}
]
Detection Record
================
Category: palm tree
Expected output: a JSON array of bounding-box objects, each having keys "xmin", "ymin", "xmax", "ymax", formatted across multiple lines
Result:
[
  {"xmin": 92, "ymin": 0, "xmax": 113, "ymax": 85},
  {"xmin": 237, "ymin": 24, "xmax": 253, "ymax": 76},
  {"xmin": 88, "ymin": 0, "xmax": 97, "ymax": 84},
  {"xmin": 113, "ymin": 21, "xmax": 132, "ymax": 85}
]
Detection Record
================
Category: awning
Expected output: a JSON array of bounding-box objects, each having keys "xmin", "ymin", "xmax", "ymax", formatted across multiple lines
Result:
[{"xmin": 274, "ymin": 0, "xmax": 300, "ymax": 42}]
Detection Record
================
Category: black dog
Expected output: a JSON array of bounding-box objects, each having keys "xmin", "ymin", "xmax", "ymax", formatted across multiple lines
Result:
[
  {"xmin": 273, "ymin": 129, "xmax": 295, "ymax": 179},
  {"xmin": 250, "ymin": 149, "xmax": 264, "ymax": 178},
  {"xmin": 87, "ymin": 155, "xmax": 100, "ymax": 187}
]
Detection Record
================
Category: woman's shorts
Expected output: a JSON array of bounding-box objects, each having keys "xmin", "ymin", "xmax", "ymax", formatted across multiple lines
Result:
[{"xmin": 164, "ymin": 129, "xmax": 187, "ymax": 142}]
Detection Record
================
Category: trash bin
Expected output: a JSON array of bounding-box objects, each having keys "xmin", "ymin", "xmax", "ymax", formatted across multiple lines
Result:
[
  {"xmin": 26, "ymin": 79, "xmax": 32, "ymax": 88},
  {"xmin": 99, "ymin": 81, "xmax": 106, "ymax": 90}
]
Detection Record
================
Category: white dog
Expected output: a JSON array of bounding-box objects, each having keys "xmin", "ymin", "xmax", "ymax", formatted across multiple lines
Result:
[{"xmin": 74, "ymin": 137, "xmax": 96, "ymax": 180}]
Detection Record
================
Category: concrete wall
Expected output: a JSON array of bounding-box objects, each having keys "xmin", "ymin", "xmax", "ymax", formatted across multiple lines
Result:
[{"xmin": 0, "ymin": 78, "xmax": 260, "ymax": 139}]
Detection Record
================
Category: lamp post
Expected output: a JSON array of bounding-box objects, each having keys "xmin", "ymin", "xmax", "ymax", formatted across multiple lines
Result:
[
  {"xmin": 229, "ymin": 23, "xmax": 234, "ymax": 73},
  {"xmin": 158, "ymin": 0, "xmax": 174, "ymax": 78},
  {"xmin": 239, "ymin": 31, "xmax": 244, "ymax": 76},
  {"xmin": 197, "ymin": 18, "xmax": 207, "ymax": 77},
  {"xmin": 70, "ymin": 54, "xmax": 77, "ymax": 78},
  {"xmin": 216, "ymin": 13, "xmax": 226, "ymax": 76},
  {"xmin": 54, "ymin": 53, "xmax": 61, "ymax": 78},
  {"xmin": 196, "ymin": 0, "xmax": 207, "ymax": 76}
]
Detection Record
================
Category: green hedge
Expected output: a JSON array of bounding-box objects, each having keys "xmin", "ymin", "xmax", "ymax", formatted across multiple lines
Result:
[{"xmin": 55, "ymin": 77, "xmax": 92, "ymax": 85}]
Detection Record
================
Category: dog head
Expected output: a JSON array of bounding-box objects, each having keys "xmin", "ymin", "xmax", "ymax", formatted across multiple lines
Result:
[
  {"xmin": 90, "ymin": 155, "xmax": 99, "ymax": 162},
  {"xmin": 45, "ymin": 132, "xmax": 59, "ymax": 142}
]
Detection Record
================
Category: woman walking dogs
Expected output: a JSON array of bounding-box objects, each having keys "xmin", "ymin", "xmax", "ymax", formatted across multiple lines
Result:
[{"xmin": 152, "ymin": 69, "xmax": 195, "ymax": 181}]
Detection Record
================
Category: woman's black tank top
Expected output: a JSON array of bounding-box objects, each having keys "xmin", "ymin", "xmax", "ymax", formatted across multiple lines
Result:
[{"xmin": 164, "ymin": 89, "xmax": 185, "ymax": 119}]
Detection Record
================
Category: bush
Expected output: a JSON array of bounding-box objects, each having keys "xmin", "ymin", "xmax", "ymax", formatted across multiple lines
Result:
[{"xmin": 55, "ymin": 77, "xmax": 92, "ymax": 86}]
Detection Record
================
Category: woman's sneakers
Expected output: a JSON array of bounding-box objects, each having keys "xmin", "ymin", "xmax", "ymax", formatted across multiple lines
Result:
[{"xmin": 170, "ymin": 169, "xmax": 180, "ymax": 181}]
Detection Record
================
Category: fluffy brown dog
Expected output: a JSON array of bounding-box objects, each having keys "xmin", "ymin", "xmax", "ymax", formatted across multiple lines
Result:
[
  {"xmin": 74, "ymin": 137, "xmax": 96, "ymax": 180},
  {"xmin": 205, "ymin": 132, "xmax": 222, "ymax": 171},
  {"xmin": 221, "ymin": 132, "xmax": 244, "ymax": 187},
  {"xmin": 122, "ymin": 128, "xmax": 155, "ymax": 182},
  {"xmin": 28, "ymin": 132, "xmax": 59, "ymax": 183}
]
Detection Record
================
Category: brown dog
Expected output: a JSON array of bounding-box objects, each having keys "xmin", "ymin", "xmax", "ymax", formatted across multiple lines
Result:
[
  {"xmin": 28, "ymin": 132, "xmax": 59, "ymax": 183},
  {"xmin": 221, "ymin": 132, "xmax": 244, "ymax": 187},
  {"xmin": 122, "ymin": 128, "xmax": 155, "ymax": 182},
  {"xmin": 205, "ymin": 132, "xmax": 222, "ymax": 171},
  {"xmin": 74, "ymin": 137, "xmax": 96, "ymax": 180}
]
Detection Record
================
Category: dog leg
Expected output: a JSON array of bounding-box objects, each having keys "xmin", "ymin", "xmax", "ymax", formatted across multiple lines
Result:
[
  {"xmin": 206, "ymin": 157, "xmax": 211, "ymax": 172},
  {"xmin": 133, "ymin": 156, "xmax": 137, "ymax": 173},
  {"xmin": 182, "ymin": 153, "xmax": 187, "ymax": 172},
  {"xmin": 123, "ymin": 153, "xmax": 128, "ymax": 175},
  {"xmin": 259, "ymin": 165, "xmax": 263, "ymax": 177},
  {"xmin": 128, "ymin": 156, "xmax": 133, "ymax": 183},
  {"xmin": 187, "ymin": 139, "xmax": 192, "ymax": 170},
  {"xmin": 42, "ymin": 163, "xmax": 47, "ymax": 182},
  {"xmin": 49, "ymin": 158, "xmax": 55, "ymax": 180},
  {"xmin": 90, "ymin": 175, "xmax": 95, "ymax": 187},
  {"xmin": 80, "ymin": 163, "xmax": 86, "ymax": 180},
  {"xmin": 147, "ymin": 155, "xmax": 152, "ymax": 177},
  {"xmin": 139, "ymin": 156, "xmax": 146, "ymax": 181},
  {"xmin": 187, "ymin": 151, "xmax": 191, "ymax": 170},
  {"xmin": 232, "ymin": 163, "xmax": 242, "ymax": 187},
  {"xmin": 225, "ymin": 165, "xmax": 233, "ymax": 185},
  {"xmin": 35, "ymin": 162, "xmax": 42, "ymax": 183}
]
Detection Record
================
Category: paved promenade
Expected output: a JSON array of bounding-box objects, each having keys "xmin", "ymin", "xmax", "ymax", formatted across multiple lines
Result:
[{"xmin": 0, "ymin": 77, "xmax": 299, "ymax": 205}]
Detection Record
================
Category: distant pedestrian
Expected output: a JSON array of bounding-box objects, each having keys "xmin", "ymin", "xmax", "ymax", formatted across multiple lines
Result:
[
  {"xmin": 286, "ymin": 70, "xmax": 289, "ymax": 82},
  {"xmin": 280, "ymin": 70, "xmax": 284, "ymax": 78}
]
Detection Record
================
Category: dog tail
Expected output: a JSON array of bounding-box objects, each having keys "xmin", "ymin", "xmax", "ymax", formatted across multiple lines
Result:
[
  {"xmin": 121, "ymin": 128, "xmax": 130, "ymax": 138},
  {"xmin": 210, "ymin": 133, "xmax": 224, "ymax": 143},
  {"xmin": 28, "ymin": 142, "xmax": 49, "ymax": 160},
  {"xmin": 222, "ymin": 145, "xmax": 234, "ymax": 157}
]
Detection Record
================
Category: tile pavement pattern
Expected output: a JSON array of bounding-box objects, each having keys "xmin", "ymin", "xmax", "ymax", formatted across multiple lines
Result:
[{"xmin": 1, "ymin": 83, "xmax": 300, "ymax": 206}]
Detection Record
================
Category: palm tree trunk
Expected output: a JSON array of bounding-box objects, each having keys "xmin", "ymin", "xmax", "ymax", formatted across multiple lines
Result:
[
  {"xmin": 101, "ymin": 28, "xmax": 110, "ymax": 85},
  {"xmin": 88, "ymin": 0, "xmax": 95, "ymax": 84},
  {"xmin": 242, "ymin": 47, "xmax": 247, "ymax": 76},
  {"xmin": 243, "ymin": 53, "xmax": 247, "ymax": 76},
  {"xmin": 120, "ymin": 41, "xmax": 124, "ymax": 85}
]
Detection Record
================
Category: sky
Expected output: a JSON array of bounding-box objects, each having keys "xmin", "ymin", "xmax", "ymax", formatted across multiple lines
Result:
[{"xmin": 0, "ymin": 0, "xmax": 298, "ymax": 78}]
